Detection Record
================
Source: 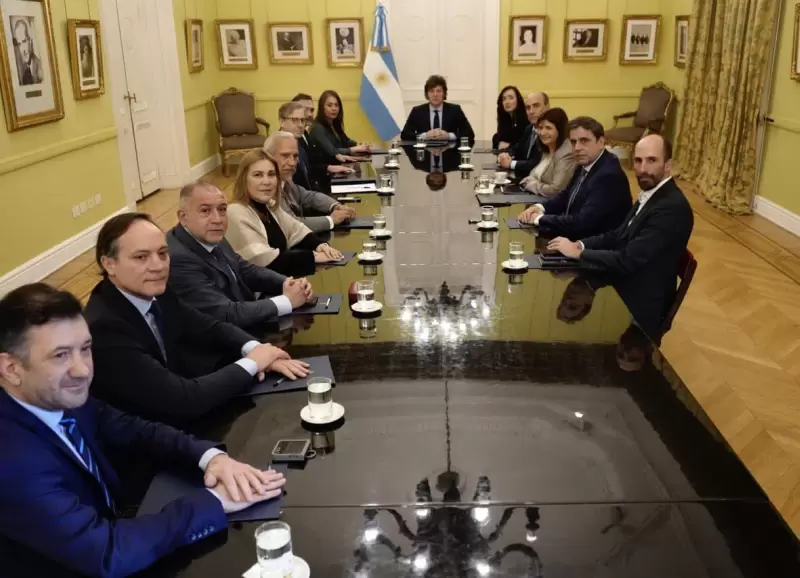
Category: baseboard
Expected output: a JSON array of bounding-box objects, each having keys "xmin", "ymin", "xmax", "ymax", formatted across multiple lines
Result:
[
  {"xmin": 753, "ymin": 196, "xmax": 800, "ymax": 237},
  {"xmin": 188, "ymin": 154, "xmax": 221, "ymax": 181},
  {"xmin": 0, "ymin": 206, "xmax": 132, "ymax": 297}
]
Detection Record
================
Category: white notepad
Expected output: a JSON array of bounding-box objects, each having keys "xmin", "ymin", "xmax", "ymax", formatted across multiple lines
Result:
[{"xmin": 330, "ymin": 183, "xmax": 377, "ymax": 193}]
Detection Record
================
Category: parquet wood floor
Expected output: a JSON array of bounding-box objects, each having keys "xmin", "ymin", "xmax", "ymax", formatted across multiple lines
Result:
[{"xmin": 38, "ymin": 169, "xmax": 800, "ymax": 537}]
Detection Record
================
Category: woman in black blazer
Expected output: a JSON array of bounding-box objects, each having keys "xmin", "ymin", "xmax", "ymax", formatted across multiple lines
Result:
[
  {"xmin": 308, "ymin": 89, "xmax": 371, "ymax": 164},
  {"xmin": 492, "ymin": 85, "xmax": 529, "ymax": 151}
]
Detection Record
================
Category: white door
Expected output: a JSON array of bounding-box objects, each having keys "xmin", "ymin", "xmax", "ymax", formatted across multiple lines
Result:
[
  {"xmin": 385, "ymin": 0, "xmax": 499, "ymax": 140},
  {"xmin": 115, "ymin": 0, "xmax": 163, "ymax": 198}
]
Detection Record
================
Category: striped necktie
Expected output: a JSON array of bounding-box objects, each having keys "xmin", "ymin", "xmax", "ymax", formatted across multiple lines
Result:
[
  {"xmin": 59, "ymin": 417, "xmax": 115, "ymax": 511},
  {"xmin": 146, "ymin": 302, "xmax": 167, "ymax": 361},
  {"xmin": 565, "ymin": 169, "xmax": 589, "ymax": 215}
]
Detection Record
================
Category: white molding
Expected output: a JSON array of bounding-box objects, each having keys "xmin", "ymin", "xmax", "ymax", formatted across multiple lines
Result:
[
  {"xmin": 188, "ymin": 154, "xmax": 221, "ymax": 182},
  {"xmin": 753, "ymin": 196, "xmax": 800, "ymax": 237},
  {"xmin": 483, "ymin": 0, "xmax": 501, "ymax": 140},
  {"xmin": 0, "ymin": 207, "xmax": 133, "ymax": 297}
]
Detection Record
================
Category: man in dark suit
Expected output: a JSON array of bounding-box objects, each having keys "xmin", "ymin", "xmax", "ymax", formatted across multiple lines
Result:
[
  {"xmin": 84, "ymin": 213, "xmax": 310, "ymax": 426},
  {"xmin": 547, "ymin": 134, "xmax": 694, "ymax": 342},
  {"xmin": 519, "ymin": 117, "xmax": 632, "ymax": 239},
  {"xmin": 400, "ymin": 75, "xmax": 475, "ymax": 144},
  {"xmin": 0, "ymin": 283, "xmax": 286, "ymax": 577},
  {"xmin": 497, "ymin": 92, "xmax": 548, "ymax": 177},
  {"xmin": 168, "ymin": 182, "xmax": 314, "ymax": 329}
]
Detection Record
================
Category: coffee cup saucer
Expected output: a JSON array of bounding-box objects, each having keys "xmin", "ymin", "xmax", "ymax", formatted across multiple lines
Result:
[
  {"xmin": 413, "ymin": 143, "xmax": 426, "ymax": 149},
  {"xmin": 494, "ymin": 179, "xmax": 512, "ymax": 186},
  {"xmin": 457, "ymin": 146, "xmax": 471, "ymax": 152},
  {"xmin": 351, "ymin": 300, "xmax": 383, "ymax": 313},
  {"xmin": 357, "ymin": 251, "xmax": 383, "ymax": 262},
  {"xmin": 502, "ymin": 259, "xmax": 528, "ymax": 271},
  {"xmin": 388, "ymin": 148, "xmax": 402, "ymax": 155},
  {"xmin": 459, "ymin": 163, "xmax": 474, "ymax": 170},
  {"xmin": 477, "ymin": 221, "xmax": 499, "ymax": 230},
  {"xmin": 369, "ymin": 229, "xmax": 392, "ymax": 238},
  {"xmin": 300, "ymin": 402, "xmax": 345, "ymax": 425}
]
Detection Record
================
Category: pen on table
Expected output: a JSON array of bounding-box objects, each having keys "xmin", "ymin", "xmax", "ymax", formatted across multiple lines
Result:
[
  {"xmin": 272, "ymin": 377, "xmax": 285, "ymax": 388},
  {"xmin": 324, "ymin": 297, "xmax": 331, "ymax": 309}
]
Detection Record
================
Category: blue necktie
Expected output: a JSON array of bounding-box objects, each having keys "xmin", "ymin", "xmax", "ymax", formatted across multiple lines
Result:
[{"xmin": 59, "ymin": 417, "xmax": 115, "ymax": 511}]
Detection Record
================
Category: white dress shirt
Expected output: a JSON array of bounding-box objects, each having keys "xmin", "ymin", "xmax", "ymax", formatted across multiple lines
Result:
[
  {"xmin": 532, "ymin": 150, "xmax": 606, "ymax": 225},
  {"xmin": 116, "ymin": 287, "xmax": 261, "ymax": 376},
  {"xmin": 426, "ymin": 105, "xmax": 457, "ymax": 141},
  {"xmin": 8, "ymin": 395, "xmax": 225, "ymax": 478}
]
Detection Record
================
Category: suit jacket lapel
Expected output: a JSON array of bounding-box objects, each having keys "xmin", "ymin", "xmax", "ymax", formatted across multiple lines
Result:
[
  {"xmin": 174, "ymin": 227, "xmax": 243, "ymax": 300},
  {"xmin": 626, "ymin": 181, "xmax": 673, "ymax": 236},
  {"xmin": 219, "ymin": 242, "xmax": 255, "ymax": 301},
  {"xmin": 67, "ymin": 406, "xmax": 123, "ymax": 499},
  {"xmin": 99, "ymin": 280, "xmax": 168, "ymax": 365}
]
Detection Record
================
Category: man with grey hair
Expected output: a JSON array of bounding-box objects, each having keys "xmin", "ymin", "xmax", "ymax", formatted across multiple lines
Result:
[
  {"xmin": 497, "ymin": 91, "xmax": 549, "ymax": 177},
  {"xmin": 166, "ymin": 181, "xmax": 314, "ymax": 329},
  {"xmin": 263, "ymin": 131, "xmax": 355, "ymax": 233}
]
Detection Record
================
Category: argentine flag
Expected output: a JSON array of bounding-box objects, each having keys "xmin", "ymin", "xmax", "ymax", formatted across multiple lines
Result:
[{"xmin": 359, "ymin": 3, "xmax": 405, "ymax": 140}]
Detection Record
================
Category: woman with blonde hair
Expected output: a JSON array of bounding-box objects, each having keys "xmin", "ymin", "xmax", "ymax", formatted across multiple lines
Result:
[{"xmin": 226, "ymin": 150, "xmax": 342, "ymax": 277}]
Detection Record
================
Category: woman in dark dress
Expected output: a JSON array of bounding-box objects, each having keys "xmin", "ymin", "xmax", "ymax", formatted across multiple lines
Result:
[
  {"xmin": 308, "ymin": 89, "xmax": 371, "ymax": 165},
  {"xmin": 492, "ymin": 85, "xmax": 529, "ymax": 151}
]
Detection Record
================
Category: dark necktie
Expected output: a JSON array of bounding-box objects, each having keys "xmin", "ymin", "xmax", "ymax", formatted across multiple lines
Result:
[
  {"xmin": 22, "ymin": 66, "xmax": 33, "ymax": 85},
  {"xmin": 433, "ymin": 110, "xmax": 441, "ymax": 130},
  {"xmin": 146, "ymin": 302, "xmax": 167, "ymax": 360},
  {"xmin": 526, "ymin": 130, "xmax": 538, "ymax": 159},
  {"xmin": 565, "ymin": 169, "xmax": 589, "ymax": 215},
  {"xmin": 297, "ymin": 144, "xmax": 311, "ymax": 185},
  {"xmin": 59, "ymin": 417, "xmax": 115, "ymax": 511},
  {"xmin": 627, "ymin": 200, "xmax": 643, "ymax": 227},
  {"xmin": 433, "ymin": 155, "xmax": 441, "ymax": 172}
]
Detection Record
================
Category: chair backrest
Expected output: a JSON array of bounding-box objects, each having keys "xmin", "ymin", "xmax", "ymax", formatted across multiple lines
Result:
[
  {"xmin": 633, "ymin": 83, "xmax": 674, "ymax": 132},
  {"xmin": 661, "ymin": 249, "xmax": 697, "ymax": 335},
  {"xmin": 212, "ymin": 88, "xmax": 258, "ymax": 137}
]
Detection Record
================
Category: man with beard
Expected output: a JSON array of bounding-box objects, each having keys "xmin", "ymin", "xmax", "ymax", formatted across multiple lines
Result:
[{"xmin": 546, "ymin": 134, "xmax": 694, "ymax": 342}]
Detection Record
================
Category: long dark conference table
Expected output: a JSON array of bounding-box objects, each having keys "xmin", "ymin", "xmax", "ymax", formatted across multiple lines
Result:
[{"xmin": 140, "ymin": 143, "xmax": 800, "ymax": 577}]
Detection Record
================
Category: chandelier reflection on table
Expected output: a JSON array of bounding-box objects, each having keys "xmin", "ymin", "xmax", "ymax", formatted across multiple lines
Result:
[{"xmin": 400, "ymin": 282, "xmax": 493, "ymax": 343}]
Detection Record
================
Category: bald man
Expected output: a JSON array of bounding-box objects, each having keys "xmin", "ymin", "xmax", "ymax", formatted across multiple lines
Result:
[
  {"xmin": 497, "ymin": 91, "xmax": 549, "ymax": 177},
  {"xmin": 547, "ymin": 134, "xmax": 693, "ymax": 342}
]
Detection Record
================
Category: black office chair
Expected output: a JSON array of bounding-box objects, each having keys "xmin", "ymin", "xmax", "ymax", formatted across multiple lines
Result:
[{"xmin": 661, "ymin": 249, "xmax": 697, "ymax": 335}]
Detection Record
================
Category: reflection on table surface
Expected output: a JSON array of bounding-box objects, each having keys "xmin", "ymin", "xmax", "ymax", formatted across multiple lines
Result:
[{"xmin": 145, "ymin": 147, "xmax": 800, "ymax": 577}]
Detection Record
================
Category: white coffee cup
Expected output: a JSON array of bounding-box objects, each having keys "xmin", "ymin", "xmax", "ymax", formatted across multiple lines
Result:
[{"xmin": 494, "ymin": 171, "xmax": 508, "ymax": 184}]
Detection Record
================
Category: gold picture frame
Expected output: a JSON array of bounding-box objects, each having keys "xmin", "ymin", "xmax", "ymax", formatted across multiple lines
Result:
[
  {"xmin": 674, "ymin": 15, "xmax": 689, "ymax": 68},
  {"xmin": 0, "ymin": 0, "xmax": 64, "ymax": 130},
  {"xmin": 563, "ymin": 19, "xmax": 608, "ymax": 62},
  {"xmin": 268, "ymin": 22, "xmax": 313, "ymax": 65},
  {"xmin": 325, "ymin": 18, "xmax": 364, "ymax": 68},
  {"xmin": 66, "ymin": 19, "xmax": 104, "ymax": 100},
  {"xmin": 216, "ymin": 19, "xmax": 257, "ymax": 70},
  {"xmin": 620, "ymin": 15, "xmax": 661, "ymax": 65},
  {"xmin": 791, "ymin": 4, "xmax": 800, "ymax": 81},
  {"xmin": 508, "ymin": 15, "xmax": 547, "ymax": 65},
  {"xmin": 185, "ymin": 19, "xmax": 203, "ymax": 73}
]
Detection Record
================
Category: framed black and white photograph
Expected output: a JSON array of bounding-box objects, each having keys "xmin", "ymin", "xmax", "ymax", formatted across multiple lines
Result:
[
  {"xmin": 268, "ymin": 22, "xmax": 312, "ymax": 65},
  {"xmin": 509, "ymin": 16, "xmax": 547, "ymax": 65},
  {"xmin": 326, "ymin": 18, "xmax": 363, "ymax": 68},
  {"xmin": 674, "ymin": 16, "xmax": 689, "ymax": 68},
  {"xmin": 793, "ymin": 4, "xmax": 800, "ymax": 80},
  {"xmin": 67, "ymin": 19, "xmax": 103, "ymax": 100},
  {"xmin": 620, "ymin": 15, "xmax": 661, "ymax": 65},
  {"xmin": 564, "ymin": 19, "xmax": 608, "ymax": 62},
  {"xmin": 216, "ymin": 19, "xmax": 256, "ymax": 69},
  {"xmin": 185, "ymin": 18, "xmax": 203, "ymax": 73},
  {"xmin": 0, "ymin": 0, "xmax": 63, "ymax": 130}
]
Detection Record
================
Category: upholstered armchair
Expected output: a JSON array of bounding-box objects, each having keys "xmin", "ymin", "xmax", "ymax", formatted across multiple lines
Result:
[
  {"xmin": 211, "ymin": 87, "xmax": 270, "ymax": 176},
  {"xmin": 606, "ymin": 83, "xmax": 675, "ymax": 162}
]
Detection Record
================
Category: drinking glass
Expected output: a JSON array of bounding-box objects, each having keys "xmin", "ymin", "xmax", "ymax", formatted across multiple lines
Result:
[
  {"xmin": 373, "ymin": 214, "xmax": 387, "ymax": 230},
  {"xmin": 460, "ymin": 136, "xmax": 470, "ymax": 149},
  {"xmin": 460, "ymin": 152, "xmax": 470, "ymax": 166},
  {"xmin": 385, "ymin": 154, "xmax": 396, "ymax": 167},
  {"xmin": 478, "ymin": 174, "xmax": 491, "ymax": 190},
  {"xmin": 356, "ymin": 280, "xmax": 375, "ymax": 303},
  {"xmin": 481, "ymin": 207, "xmax": 496, "ymax": 224},
  {"xmin": 509, "ymin": 241, "xmax": 525, "ymax": 265},
  {"xmin": 379, "ymin": 173, "xmax": 392, "ymax": 189},
  {"xmin": 362, "ymin": 240, "xmax": 377, "ymax": 255},
  {"xmin": 416, "ymin": 134, "xmax": 425, "ymax": 146},
  {"xmin": 391, "ymin": 137, "xmax": 400, "ymax": 150},
  {"xmin": 307, "ymin": 377, "xmax": 333, "ymax": 420},
  {"xmin": 255, "ymin": 521, "xmax": 293, "ymax": 578}
]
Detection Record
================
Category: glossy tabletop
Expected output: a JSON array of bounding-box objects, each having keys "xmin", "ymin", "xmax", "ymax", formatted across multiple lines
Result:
[{"xmin": 140, "ymin": 144, "xmax": 800, "ymax": 577}]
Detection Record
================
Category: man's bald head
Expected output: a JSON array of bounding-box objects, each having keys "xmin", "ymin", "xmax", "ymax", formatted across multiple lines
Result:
[
  {"xmin": 633, "ymin": 134, "xmax": 673, "ymax": 191},
  {"xmin": 525, "ymin": 92, "xmax": 549, "ymax": 124}
]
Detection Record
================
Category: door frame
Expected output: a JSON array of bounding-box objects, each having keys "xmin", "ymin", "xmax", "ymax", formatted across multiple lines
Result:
[{"xmin": 99, "ymin": 0, "xmax": 190, "ymax": 208}]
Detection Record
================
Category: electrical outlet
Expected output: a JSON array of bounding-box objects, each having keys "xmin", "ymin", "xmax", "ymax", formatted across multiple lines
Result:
[
  {"xmin": 94, "ymin": 194, "xmax": 101, "ymax": 206},
  {"xmin": 87, "ymin": 197, "xmax": 95, "ymax": 209},
  {"xmin": 79, "ymin": 201, "xmax": 88, "ymax": 214},
  {"xmin": 72, "ymin": 206, "xmax": 81, "ymax": 218}
]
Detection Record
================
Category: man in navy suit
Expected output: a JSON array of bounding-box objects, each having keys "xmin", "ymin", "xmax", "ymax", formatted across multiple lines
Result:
[
  {"xmin": 400, "ymin": 75, "xmax": 475, "ymax": 143},
  {"xmin": 0, "ymin": 283, "xmax": 286, "ymax": 577},
  {"xmin": 519, "ymin": 117, "xmax": 632, "ymax": 239}
]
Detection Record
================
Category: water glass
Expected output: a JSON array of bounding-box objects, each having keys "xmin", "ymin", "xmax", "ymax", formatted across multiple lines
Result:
[
  {"xmin": 391, "ymin": 137, "xmax": 400, "ymax": 150},
  {"xmin": 379, "ymin": 173, "xmax": 392, "ymax": 189},
  {"xmin": 460, "ymin": 152, "xmax": 470, "ymax": 166},
  {"xmin": 481, "ymin": 207, "xmax": 496, "ymax": 224},
  {"xmin": 356, "ymin": 280, "xmax": 375, "ymax": 303},
  {"xmin": 362, "ymin": 240, "xmax": 377, "ymax": 255},
  {"xmin": 373, "ymin": 214, "xmax": 387, "ymax": 230},
  {"xmin": 478, "ymin": 174, "xmax": 491, "ymax": 190},
  {"xmin": 460, "ymin": 136, "xmax": 470, "ymax": 149},
  {"xmin": 307, "ymin": 376, "xmax": 333, "ymax": 420},
  {"xmin": 416, "ymin": 134, "xmax": 426, "ymax": 146},
  {"xmin": 385, "ymin": 154, "xmax": 396, "ymax": 167},
  {"xmin": 509, "ymin": 241, "xmax": 525, "ymax": 265},
  {"xmin": 255, "ymin": 521, "xmax": 293, "ymax": 578}
]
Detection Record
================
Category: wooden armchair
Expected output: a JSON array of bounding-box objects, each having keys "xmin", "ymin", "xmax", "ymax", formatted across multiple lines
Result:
[
  {"xmin": 211, "ymin": 87, "xmax": 270, "ymax": 176},
  {"xmin": 606, "ymin": 82, "xmax": 675, "ymax": 162}
]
